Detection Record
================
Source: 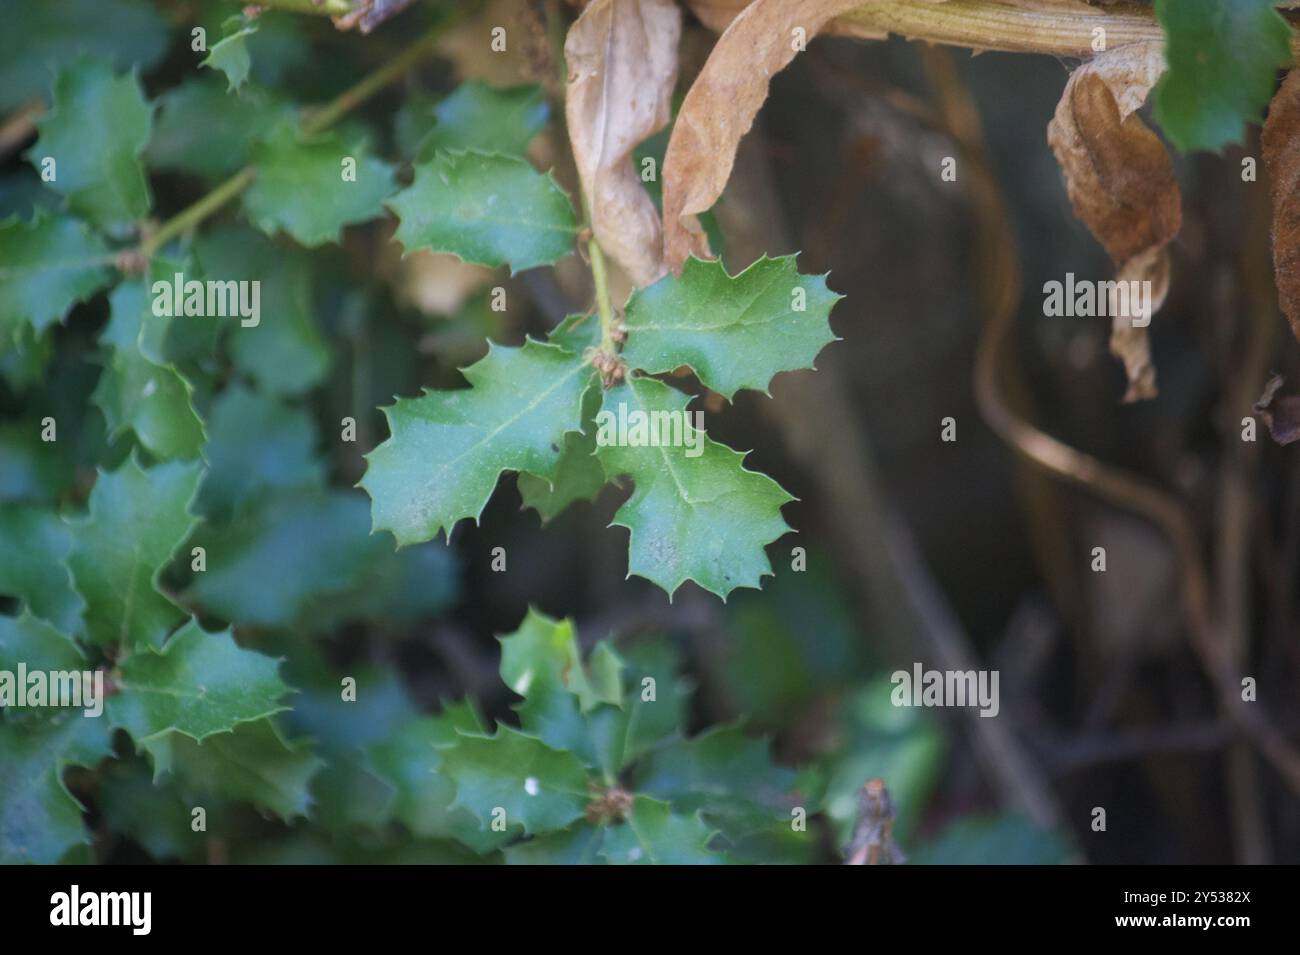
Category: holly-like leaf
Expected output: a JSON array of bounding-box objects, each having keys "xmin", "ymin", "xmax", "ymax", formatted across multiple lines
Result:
[
  {"xmin": 387, "ymin": 149, "xmax": 579, "ymax": 272},
  {"xmin": 0, "ymin": 611, "xmax": 88, "ymax": 674},
  {"xmin": 598, "ymin": 796, "xmax": 719, "ymax": 865},
  {"xmin": 517, "ymin": 384, "xmax": 606, "ymax": 522},
  {"xmin": 65, "ymin": 455, "xmax": 202, "ymax": 650},
  {"xmin": 197, "ymin": 384, "xmax": 324, "ymax": 520},
  {"xmin": 93, "ymin": 282, "xmax": 206, "ymax": 461},
  {"xmin": 185, "ymin": 489, "xmax": 453, "ymax": 631},
  {"xmin": 440, "ymin": 725, "xmax": 591, "ymax": 836},
  {"xmin": 243, "ymin": 121, "xmax": 397, "ymax": 247},
  {"xmin": 0, "ymin": 0, "xmax": 169, "ymax": 113},
  {"xmin": 622, "ymin": 255, "xmax": 839, "ymax": 399},
  {"xmin": 146, "ymin": 718, "xmax": 321, "ymax": 820},
  {"xmin": 399, "ymin": 82, "xmax": 549, "ymax": 161},
  {"xmin": 202, "ymin": 15, "xmax": 258, "ymax": 93},
  {"xmin": 0, "ymin": 507, "xmax": 83, "ymax": 635},
  {"xmin": 194, "ymin": 225, "xmax": 330, "ymax": 395},
  {"xmin": 0, "ymin": 712, "xmax": 113, "ymax": 864},
  {"xmin": 367, "ymin": 703, "xmax": 508, "ymax": 853},
  {"xmin": 107, "ymin": 619, "xmax": 290, "ymax": 750},
  {"xmin": 497, "ymin": 609, "xmax": 623, "ymax": 766},
  {"xmin": 595, "ymin": 376, "xmax": 792, "ymax": 598},
  {"xmin": 504, "ymin": 825, "xmax": 605, "ymax": 864},
  {"xmin": 147, "ymin": 78, "xmax": 292, "ymax": 180},
  {"xmin": 620, "ymin": 640, "xmax": 689, "ymax": 762},
  {"xmin": 546, "ymin": 311, "xmax": 601, "ymax": 354},
  {"xmin": 29, "ymin": 58, "xmax": 152, "ymax": 229},
  {"xmin": 635, "ymin": 723, "xmax": 804, "ymax": 862},
  {"xmin": 0, "ymin": 214, "xmax": 113, "ymax": 340},
  {"xmin": 97, "ymin": 757, "xmax": 206, "ymax": 862},
  {"xmin": 1153, "ymin": 0, "xmax": 1292, "ymax": 152},
  {"xmin": 361, "ymin": 341, "xmax": 594, "ymax": 546}
]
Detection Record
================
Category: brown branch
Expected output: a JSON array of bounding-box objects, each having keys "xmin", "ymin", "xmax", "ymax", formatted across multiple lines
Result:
[
  {"xmin": 693, "ymin": 0, "xmax": 1300, "ymax": 59},
  {"xmin": 844, "ymin": 778, "xmax": 905, "ymax": 864}
]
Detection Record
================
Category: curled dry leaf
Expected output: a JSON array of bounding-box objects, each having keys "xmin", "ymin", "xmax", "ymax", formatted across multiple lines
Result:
[
  {"xmin": 1253, "ymin": 373, "xmax": 1300, "ymax": 445},
  {"xmin": 1263, "ymin": 69, "xmax": 1300, "ymax": 345},
  {"xmin": 565, "ymin": 0, "xmax": 681, "ymax": 287},
  {"xmin": 661, "ymin": 0, "xmax": 878, "ymax": 272},
  {"xmin": 1046, "ymin": 39, "xmax": 1180, "ymax": 403}
]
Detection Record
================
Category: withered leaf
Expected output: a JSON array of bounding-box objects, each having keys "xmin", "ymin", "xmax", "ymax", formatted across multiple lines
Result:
[
  {"xmin": 565, "ymin": 0, "xmax": 681, "ymax": 287},
  {"xmin": 1254, "ymin": 372, "xmax": 1300, "ymax": 445},
  {"xmin": 661, "ymin": 0, "xmax": 872, "ymax": 272},
  {"xmin": 1263, "ymin": 69, "xmax": 1300, "ymax": 345},
  {"xmin": 1046, "ymin": 40, "xmax": 1180, "ymax": 402}
]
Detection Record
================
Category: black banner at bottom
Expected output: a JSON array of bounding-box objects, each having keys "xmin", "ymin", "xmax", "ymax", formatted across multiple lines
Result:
[{"xmin": 0, "ymin": 863, "xmax": 1284, "ymax": 942}]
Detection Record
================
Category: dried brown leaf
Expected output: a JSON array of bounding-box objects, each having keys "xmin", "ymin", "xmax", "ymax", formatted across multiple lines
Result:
[
  {"xmin": 661, "ymin": 0, "xmax": 875, "ymax": 271},
  {"xmin": 1263, "ymin": 69, "xmax": 1300, "ymax": 344},
  {"xmin": 565, "ymin": 0, "xmax": 681, "ymax": 287},
  {"xmin": 1254, "ymin": 372, "xmax": 1300, "ymax": 445},
  {"xmin": 1046, "ymin": 40, "xmax": 1180, "ymax": 402}
]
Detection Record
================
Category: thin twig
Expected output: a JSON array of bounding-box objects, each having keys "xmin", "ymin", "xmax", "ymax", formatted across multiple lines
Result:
[
  {"xmin": 230, "ymin": 0, "xmax": 353, "ymax": 16},
  {"xmin": 135, "ymin": 22, "xmax": 447, "ymax": 261}
]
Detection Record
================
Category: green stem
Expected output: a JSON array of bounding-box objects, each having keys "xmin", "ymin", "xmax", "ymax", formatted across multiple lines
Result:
[
  {"xmin": 589, "ymin": 231, "xmax": 616, "ymax": 355},
  {"xmin": 233, "ymin": 0, "xmax": 353, "ymax": 16},
  {"xmin": 301, "ymin": 28, "xmax": 443, "ymax": 133},
  {"xmin": 141, "ymin": 166, "xmax": 256, "ymax": 257},
  {"xmin": 135, "ymin": 23, "xmax": 445, "ymax": 259}
]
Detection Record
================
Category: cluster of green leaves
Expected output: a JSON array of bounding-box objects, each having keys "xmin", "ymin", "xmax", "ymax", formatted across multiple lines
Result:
[
  {"xmin": 0, "ymin": 0, "xmax": 1077, "ymax": 866},
  {"xmin": 364, "ymin": 255, "xmax": 841, "ymax": 602},
  {"xmin": 1153, "ymin": 0, "xmax": 1293, "ymax": 152}
]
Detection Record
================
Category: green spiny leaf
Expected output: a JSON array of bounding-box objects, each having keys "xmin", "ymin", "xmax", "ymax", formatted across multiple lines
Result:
[
  {"xmin": 65, "ymin": 455, "xmax": 202, "ymax": 650},
  {"xmin": 367, "ymin": 703, "xmax": 509, "ymax": 853},
  {"xmin": 0, "ymin": 611, "xmax": 88, "ymax": 674},
  {"xmin": 497, "ymin": 608, "xmax": 622, "ymax": 766},
  {"xmin": 147, "ymin": 78, "xmax": 292, "ymax": 180},
  {"xmin": 0, "ymin": 507, "xmax": 83, "ymax": 635},
  {"xmin": 196, "ymin": 384, "xmax": 325, "ymax": 521},
  {"xmin": 441, "ymin": 725, "xmax": 591, "ymax": 836},
  {"xmin": 400, "ymin": 82, "xmax": 549, "ymax": 161},
  {"xmin": 0, "ymin": 712, "xmax": 113, "ymax": 864},
  {"xmin": 108, "ymin": 619, "xmax": 290, "ymax": 749},
  {"xmin": 93, "ymin": 281, "xmax": 206, "ymax": 462},
  {"xmin": 517, "ymin": 382, "xmax": 606, "ymax": 522},
  {"xmin": 29, "ymin": 58, "xmax": 153, "ymax": 229},
  {"xmin": 0, "ymin": 214, "xmax": 113, "ymax": 340},
  {"xmin": 185, "ymin": 490, "xmax": 453, "ymax": 631},
  {"xmin": 622, "ymin": 255, "xmax": 840, "ymax": 400},
  {"xmin": 361, "ymin": 341, "xmax": 594, "ymax": 546},
  {"xmin": 202, "ymin": 15, "xmax": 258, "ymax": 93},
  {"xmin": 387, "ymin": 149, "xmax": 579, "ymax": 273},
  {"xmin": 146, "ymin": 718, "xmax": 322, "ymax": 820},
  {"xmin": 194, "ymin": 225, "xmax": 330, "ymax": 395},
  {"xmin": 0, "ymin": 0, "xmax": 169, "ymax": 113},
  {"xmin": 595, "ymin": 376, "xmax": 793, "ymax": 599},
  {"xmin": 243, "ymin": 121, "xmax": 397, "ymax": 247},
  {"xmin": 621, "ymin": 640, "xmax": 689, "ymax": 763},
  {"xmin": 1153, "ymin": 0, "xmax": 1292, "ymax": 152},
  {"xmin": 598, "ymin": 796, "xmax": 720, "ymax": 865}
]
